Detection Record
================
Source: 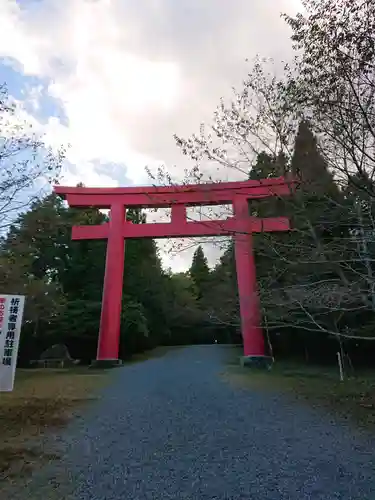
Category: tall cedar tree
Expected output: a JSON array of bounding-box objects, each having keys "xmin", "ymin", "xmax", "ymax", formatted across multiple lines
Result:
[{"xmin": 190, "ymin": 245, "xmax": 210, "ymax": 300}]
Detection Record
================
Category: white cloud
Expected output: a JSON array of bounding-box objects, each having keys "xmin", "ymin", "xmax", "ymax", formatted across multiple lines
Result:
[
  {"xmin": 59, "ymin": 162, "xmax": 120, "ymax": 188},
  {"xmin": 0, "ymin": 0, "xmax": 183, "ymax": 185},
  {"xmin": 0, "ymin": 0, "xmax": 301, "ymax": 269}
]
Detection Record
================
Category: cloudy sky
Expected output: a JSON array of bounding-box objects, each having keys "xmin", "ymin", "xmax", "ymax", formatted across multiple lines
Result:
[{"xmin": 0, "ymin": 0, "xmax": 301, "ymax": 271}]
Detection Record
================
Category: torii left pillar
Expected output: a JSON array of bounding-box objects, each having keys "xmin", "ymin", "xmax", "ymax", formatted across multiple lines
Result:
[{"xmin": 96, "ymin": 202, "xmax": 126, "ymax": 365}]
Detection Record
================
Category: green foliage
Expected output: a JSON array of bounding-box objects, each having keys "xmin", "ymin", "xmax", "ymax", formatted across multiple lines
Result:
[
  {"xmin": 0, "ymin": 193, "xmax": 219, "ymax": 365},
  {"xmin": 290, "ymin": 121, "xmax": 336, "ymax": 195},
  {"xmin": 120, "ymin": 298, "xmax": 150, "ymax": 356},
  {"xmin": 189, "ymin": 245, "xmax": 210, "ymax": 300},
  {"xmin": 176, "ymin": 111, "xmax": 375, "ymax": 365}
]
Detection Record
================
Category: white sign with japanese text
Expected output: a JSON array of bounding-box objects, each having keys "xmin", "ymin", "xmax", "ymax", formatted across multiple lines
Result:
[{"xmin": 0, "ymin": 295, "xmax": 25, "ymax": 392}]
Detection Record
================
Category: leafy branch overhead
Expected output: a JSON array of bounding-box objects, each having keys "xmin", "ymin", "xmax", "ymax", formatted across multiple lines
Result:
[
  {"xmin": 169, "ymin": 0, "xmax": 375, "ymax": 366},
  {"xmin": 0, "ymin": 85, "xmax": 65, "ymax": 230}
]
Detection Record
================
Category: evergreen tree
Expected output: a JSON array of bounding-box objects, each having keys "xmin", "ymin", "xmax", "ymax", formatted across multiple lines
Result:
[
  {"xmin": 291, "ymin": 120, "xmax": 338, "ymax": 197},
  {"xmin": 0, "ymin": 193, "xmax": 174, "ymax": 363},
  {"xmin": 249, "ymin": 151, "xmax": 289, "ymax": 218},
  {"xmin": 163, "ymin": 272, "xmax": 207, "ymax": 344},
  {"xmin": 189, "ymin": 246, "xmax": 210, "ymax": 300},
  {"xmin": 249, "ymin": 151, "xmax": 288, "ymax": 181}
]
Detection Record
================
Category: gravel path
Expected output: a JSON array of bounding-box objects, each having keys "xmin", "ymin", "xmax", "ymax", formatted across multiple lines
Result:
[{"xmin": 6, "ymin": 345, "xmax": 375, "ymax": 499}]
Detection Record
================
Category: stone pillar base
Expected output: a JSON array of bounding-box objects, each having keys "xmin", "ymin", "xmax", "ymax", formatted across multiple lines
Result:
[
  {"xmin": 240, "ymin": 355, "xmax": 273, "ymax": 370},
  {"xmin": 89, "ymin": 359, "xmax": 123, "ymax": 369}
]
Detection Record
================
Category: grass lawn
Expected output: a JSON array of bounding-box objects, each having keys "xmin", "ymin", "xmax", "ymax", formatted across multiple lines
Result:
[
  {"xmin": 0, "ymin": 367, "xmax": 110, "ymax": 483},
  {"xmin": 223, "ymin": 350, "xmax": 375, "ymax": 431}
]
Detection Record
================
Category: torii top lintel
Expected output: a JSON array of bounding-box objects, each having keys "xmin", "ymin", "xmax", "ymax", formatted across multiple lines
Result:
[
  {"xmin": 54, "ymin": 177, "xmax": 296, "ymax": 240},
  {"xmin": 54, "ymin": 176, "xmax": 295, "ymax": 209}
]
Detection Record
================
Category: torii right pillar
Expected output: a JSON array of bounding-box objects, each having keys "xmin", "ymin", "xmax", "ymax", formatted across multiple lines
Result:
[{"xmin": 233, "ymin": 196, "xmax": 279, "ymax": 368}]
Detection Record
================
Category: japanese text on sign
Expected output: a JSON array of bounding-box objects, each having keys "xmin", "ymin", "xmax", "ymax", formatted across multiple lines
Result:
[
  {"xmin": 0, "ymin": 295, "xmax": 25, "ymax": 391},
  {"xmin": 2, "ymin": 298, "xmax": 20, "ymax": 366}
]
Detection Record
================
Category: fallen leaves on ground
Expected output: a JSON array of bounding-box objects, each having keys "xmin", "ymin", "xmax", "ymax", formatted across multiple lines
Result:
[
  {"xmin": 0, "ymin": 368, "xmax": 109, "ymax": 483},
  {"xmin": 222, "ymin": 358, "xmax": 375, "ymax": 431}
]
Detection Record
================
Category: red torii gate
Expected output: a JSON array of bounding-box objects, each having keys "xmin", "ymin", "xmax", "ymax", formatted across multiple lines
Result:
[{"xmin": 55, "ymin": 177, "xmax": 293, "ymax": 367}]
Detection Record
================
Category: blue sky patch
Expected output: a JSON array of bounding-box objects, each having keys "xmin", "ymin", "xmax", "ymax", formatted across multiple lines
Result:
[{"xmin": 0, "ymin": 58, "xmax": 68, "ymax": 126}]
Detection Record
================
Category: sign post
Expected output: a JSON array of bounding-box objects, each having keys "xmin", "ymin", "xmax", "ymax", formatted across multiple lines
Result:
[{"xmin": 0, "ymin": 294, "xmax": 25, "ymax": 392}]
